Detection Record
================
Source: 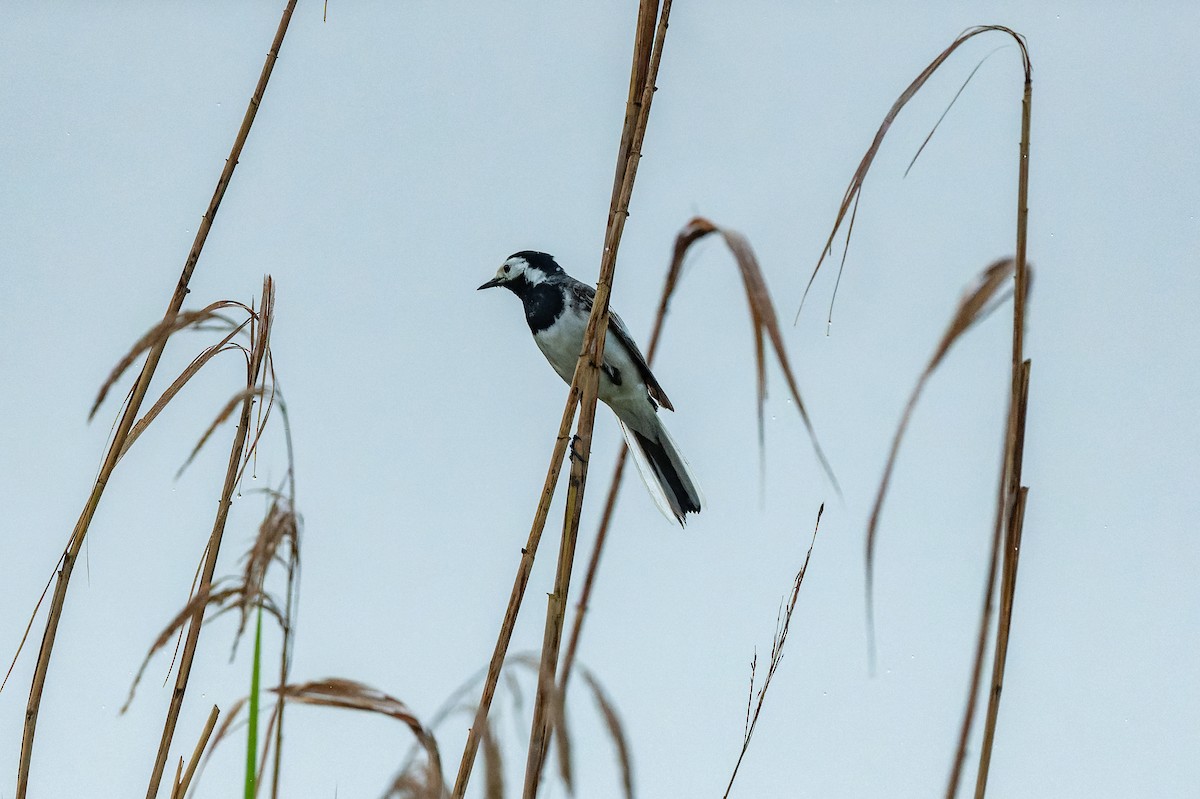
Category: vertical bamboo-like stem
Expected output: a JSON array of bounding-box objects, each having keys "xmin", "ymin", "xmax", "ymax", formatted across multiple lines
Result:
[
  {"xmin": 449, "ymin": 389, "xmax": 584, "ymax": 798},
  {"xmin": 969, "ymin": 68, "xmax": 1033, "ymax": 799},
  {"xmin": 558, "ymin": 238, "xmax": 683, "ymax": 692},
  {"xmin": 145, "ymin": 282, "xmax": 274, "ymax": 799},
  {"xmin": 974, "ymin": 484, "xmax": 1026, "ymax": 798},
  {"xmin": 13, "ymin": 5, "xmax": 296, "ymax": 797},
  {"xmin": 950, "ymin": 55, "xmax": 1032, "ymax": 799},
  {"xmin": 448, "ymin": 4, "xmax": 663, "ymax": 796},
  {"xmin": 522, "ymin": 5, "xmax": 673, "ymax": 796}
]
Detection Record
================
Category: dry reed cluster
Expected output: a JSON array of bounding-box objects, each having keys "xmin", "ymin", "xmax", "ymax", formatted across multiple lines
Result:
[{"xmin": 2, "ymin": 3, "xmax": 1033, "ymax": 798}]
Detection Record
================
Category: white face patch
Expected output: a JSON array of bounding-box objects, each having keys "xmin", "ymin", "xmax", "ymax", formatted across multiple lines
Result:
[{"xmin": 492, "ymin": 255, "xmax": 548, "ymax": 286}]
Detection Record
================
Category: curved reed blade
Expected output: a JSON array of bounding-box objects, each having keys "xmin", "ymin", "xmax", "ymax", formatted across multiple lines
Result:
[
  {"xmin": 796, "ymin": 25, "xmax": 1031, "ymax": 323},
  {"xmin": 117, "ymin": 320, "xmax": 252, "ymax": 462},
  {"xmin": 274, "ymin": 679, "xmax": 445, "ymax": 797},
  {"xmin": 89, "ymin": 303, "xmax": 245, "ymax": 421},
  {"xmin": 863, "ymin": 258, "xmax": 1016, "ymax": 655},
  {"xmin": 665, "ymin": 217, "xmax": 840, "ymax": 488},
  {"xmin": 579, "ymin": 669, "xmax": 635, "ymax": 799}
]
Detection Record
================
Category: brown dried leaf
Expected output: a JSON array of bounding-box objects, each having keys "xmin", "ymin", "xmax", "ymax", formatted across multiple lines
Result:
[
  {"xmin": 798, "ymin": 25, "xmax": 1031, "ymax": 323},
  {"xmin": 174, "ymin": 386, "xmax": 268, "ymax": 478},
  {"xmin": 864, "ymin": 258, "xmax": 1017, "ymax": 635},
  {"xmin": 120, "ymin": 583, "xmax": 241, "ymax": 714},
  {"xmin": 117, "ymin": 318, "xmax": 252, "ymax": 462},
  {"xmin": 275, "ymin": 679, "xmax": 444, "ymax": 797},
  {"xmin": 667, "ymin": 217, "xmax": 838, "ymax": 489},
  {"xmin": 121, "ymin": 580, "xmax": 282, "ymax": 714},
  {"xmin": 89, "ymin": 301, "xmax": 247, "ymax": 420},
  {"xmin": 580, "ymin": 669, "xmax": 635, "ymax": 799}
]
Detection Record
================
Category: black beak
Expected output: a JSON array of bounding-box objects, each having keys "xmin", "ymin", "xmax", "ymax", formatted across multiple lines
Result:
[{"xmin": 477, "ymin": 277, "xmax": 504, "ymax": 291}]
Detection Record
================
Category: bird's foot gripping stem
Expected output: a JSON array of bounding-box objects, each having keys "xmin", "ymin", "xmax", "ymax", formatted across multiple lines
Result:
[{"xmin": 568, "ymin": 434, "xmax": 589, "ymax": 465}]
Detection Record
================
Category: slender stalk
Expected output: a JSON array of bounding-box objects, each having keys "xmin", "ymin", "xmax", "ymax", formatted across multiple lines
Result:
[
  {"xmin": 172, "ymin": 705, "xmax": 219, "ymax": 799},
  {"xmin": 970, "ymin": 62, "xmax": 1034, "ymax": 799},
  {"xmin": 449, "ymin": 389, "xmax": 583, "ymax": 798},
  {"xmin": 557, "ymin": 448, "xmax": 627, "ymax": 690},
  {"xmin": 269, "ymin": 543, "xmax": 297, "ymax": 799},
  {"xmin": 558, "ymin": 231, "xmax": 683, "ymax": 691},
  {"xmin": 523, "ymin": 5, "xmax": 673, "ymax": 796},
  {"xmin": 974, "ymin": 485, "xmax": 1027, "ymax": 798},
  {"xmin": 449, "ymin": 3, "xmax": 663, "ymax": 795},
  {"xmin": 13, "ymin": 5, "xmax": 296, "ymax": 797}
]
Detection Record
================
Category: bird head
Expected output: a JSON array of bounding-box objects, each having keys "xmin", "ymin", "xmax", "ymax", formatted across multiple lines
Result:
[{"xmin": 478, "ymin": 251, "xmax": 563, "ymax": 293}]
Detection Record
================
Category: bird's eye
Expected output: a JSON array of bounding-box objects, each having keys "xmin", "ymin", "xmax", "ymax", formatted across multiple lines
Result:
[{"xmin": 502, "ymin": 265, "xmax": 511, "ymax": 273}]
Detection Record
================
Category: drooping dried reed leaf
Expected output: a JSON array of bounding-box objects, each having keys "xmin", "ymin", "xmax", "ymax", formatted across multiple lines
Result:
[
  {"xmin": 797, "ymin": 25, "xmax": 1031, "ymax": 323},
  {"xmin": 669, "ymin": 217, "xmax": 838, "ymax": 488},
  {"xmin": 120, "ymin": 583, "xmax": 241, "ymax": 714},
  {"xmin": 89, "ymin": 302, "xmax": 247, "ymax": 420},
  {"xmin": 0, "ymin": 569, "xmax": 57, "ymax": 695},
  {"xmin": 275, "ymin": 679, "xmax": 444, "ymax": 797},
  {"xmin": 864, "ymin": 259, "xmax": 1016, "ymax": 624},
  {"xmin": 117, "ymin": 318, "xmax": 252, "ymax": 461},
  {"xmin": 121, "ymin": 580, "xmax": 283, "ymax": 714},
  {"xmin": 174, "ymin": 386, "xmax": 269, "ymax": 478},
  {"xmin": 904, "ymin": 49, "xmax": 1004, "ymax": 179},
  {"xmin": 580, "ymin": 670, "xmax": 635, "ymax": 799}
]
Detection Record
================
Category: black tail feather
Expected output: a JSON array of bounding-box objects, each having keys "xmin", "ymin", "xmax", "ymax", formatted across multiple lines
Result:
[{"xmin": 633, "ymin": 429, "xmax": 702, "ymax": 521}]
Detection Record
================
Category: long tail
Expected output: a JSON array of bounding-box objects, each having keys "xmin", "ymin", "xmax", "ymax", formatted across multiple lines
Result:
[{"xmin": 617, "ymin": 417, "xmax": 703, "ymax": 526}]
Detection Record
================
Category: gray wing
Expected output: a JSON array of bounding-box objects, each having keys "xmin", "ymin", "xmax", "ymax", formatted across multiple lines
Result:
[{"xmin": 567, "ymin": 279, "xmax": 674, "ymax": 411}]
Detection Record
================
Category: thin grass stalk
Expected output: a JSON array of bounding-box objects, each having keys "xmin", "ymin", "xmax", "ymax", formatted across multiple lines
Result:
[
  {"xmin": 269, "ymin": 537, "xmax": 297, "ymax": 799},
  {"xmin": 172, "ymin": 705, "xmax": 219, "ymax": 799},
  {"xmin": 449, "ymin": 3, "xmax": 662, "ymax": 795},
  {"xmin": 973, "ymin": 484, "xmax": 1026, "ymax": 799},
  {"xmin": 145, "ymin": 280, "xmax": 274, "ymax": 799},
  {"xmin": 723, "ymin": 506, "xmax": 823, "ymax": 798},
  {"xmin": 523, "ymin": 6, "xmax": 672, "ymax": 796},
  {"xmin": 969, "ymin": 60, "xmax": 1033, "ymax": 799},
  {"xmin": 943, "ymin": 398, "xmax": 1012, "ymax": 798},
  {"xmin": 557, "ymin": 450, "xmax": 627, "ymax": 692},
  {"xmin": 13, "ymin": 5, "xmax": 295, "ymax": 796},
  {"xmin": 450, "ymin": 388, "xmax": 583, "ymax": 797},
  {"xmin": 557, "ymin": 230, "xmax": 685, "ymax": 692}
]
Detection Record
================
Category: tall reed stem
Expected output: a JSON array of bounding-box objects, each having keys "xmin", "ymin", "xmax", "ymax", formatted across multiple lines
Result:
[
  {"xmin": 449, "ymin": 4, "xmax": 668, "ymax": 796},
  {"xmin": 523, "ymin": 4, "xmax": 673, "ymax": 796}
]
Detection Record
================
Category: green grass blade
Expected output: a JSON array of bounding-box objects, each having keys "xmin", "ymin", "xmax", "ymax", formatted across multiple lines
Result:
[{"xmin": 246, "ymin": 603, "xmax": 263, "ymax": 799}]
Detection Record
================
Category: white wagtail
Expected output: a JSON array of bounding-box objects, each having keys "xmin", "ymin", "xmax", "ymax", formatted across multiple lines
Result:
[{"xmin": 479, "ymin": 251, "xmax": 703, "ymax": 526}]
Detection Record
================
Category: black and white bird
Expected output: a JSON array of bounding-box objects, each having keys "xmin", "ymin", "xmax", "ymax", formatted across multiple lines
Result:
[{"xmin": 479, "ymin": 251, "xmax": 702, "ymax": 525}]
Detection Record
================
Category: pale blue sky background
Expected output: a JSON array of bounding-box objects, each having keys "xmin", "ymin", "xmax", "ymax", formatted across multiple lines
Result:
[{"xmin": 1, "ymin": 2, "xmax": 1197, "ymax": 798}]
